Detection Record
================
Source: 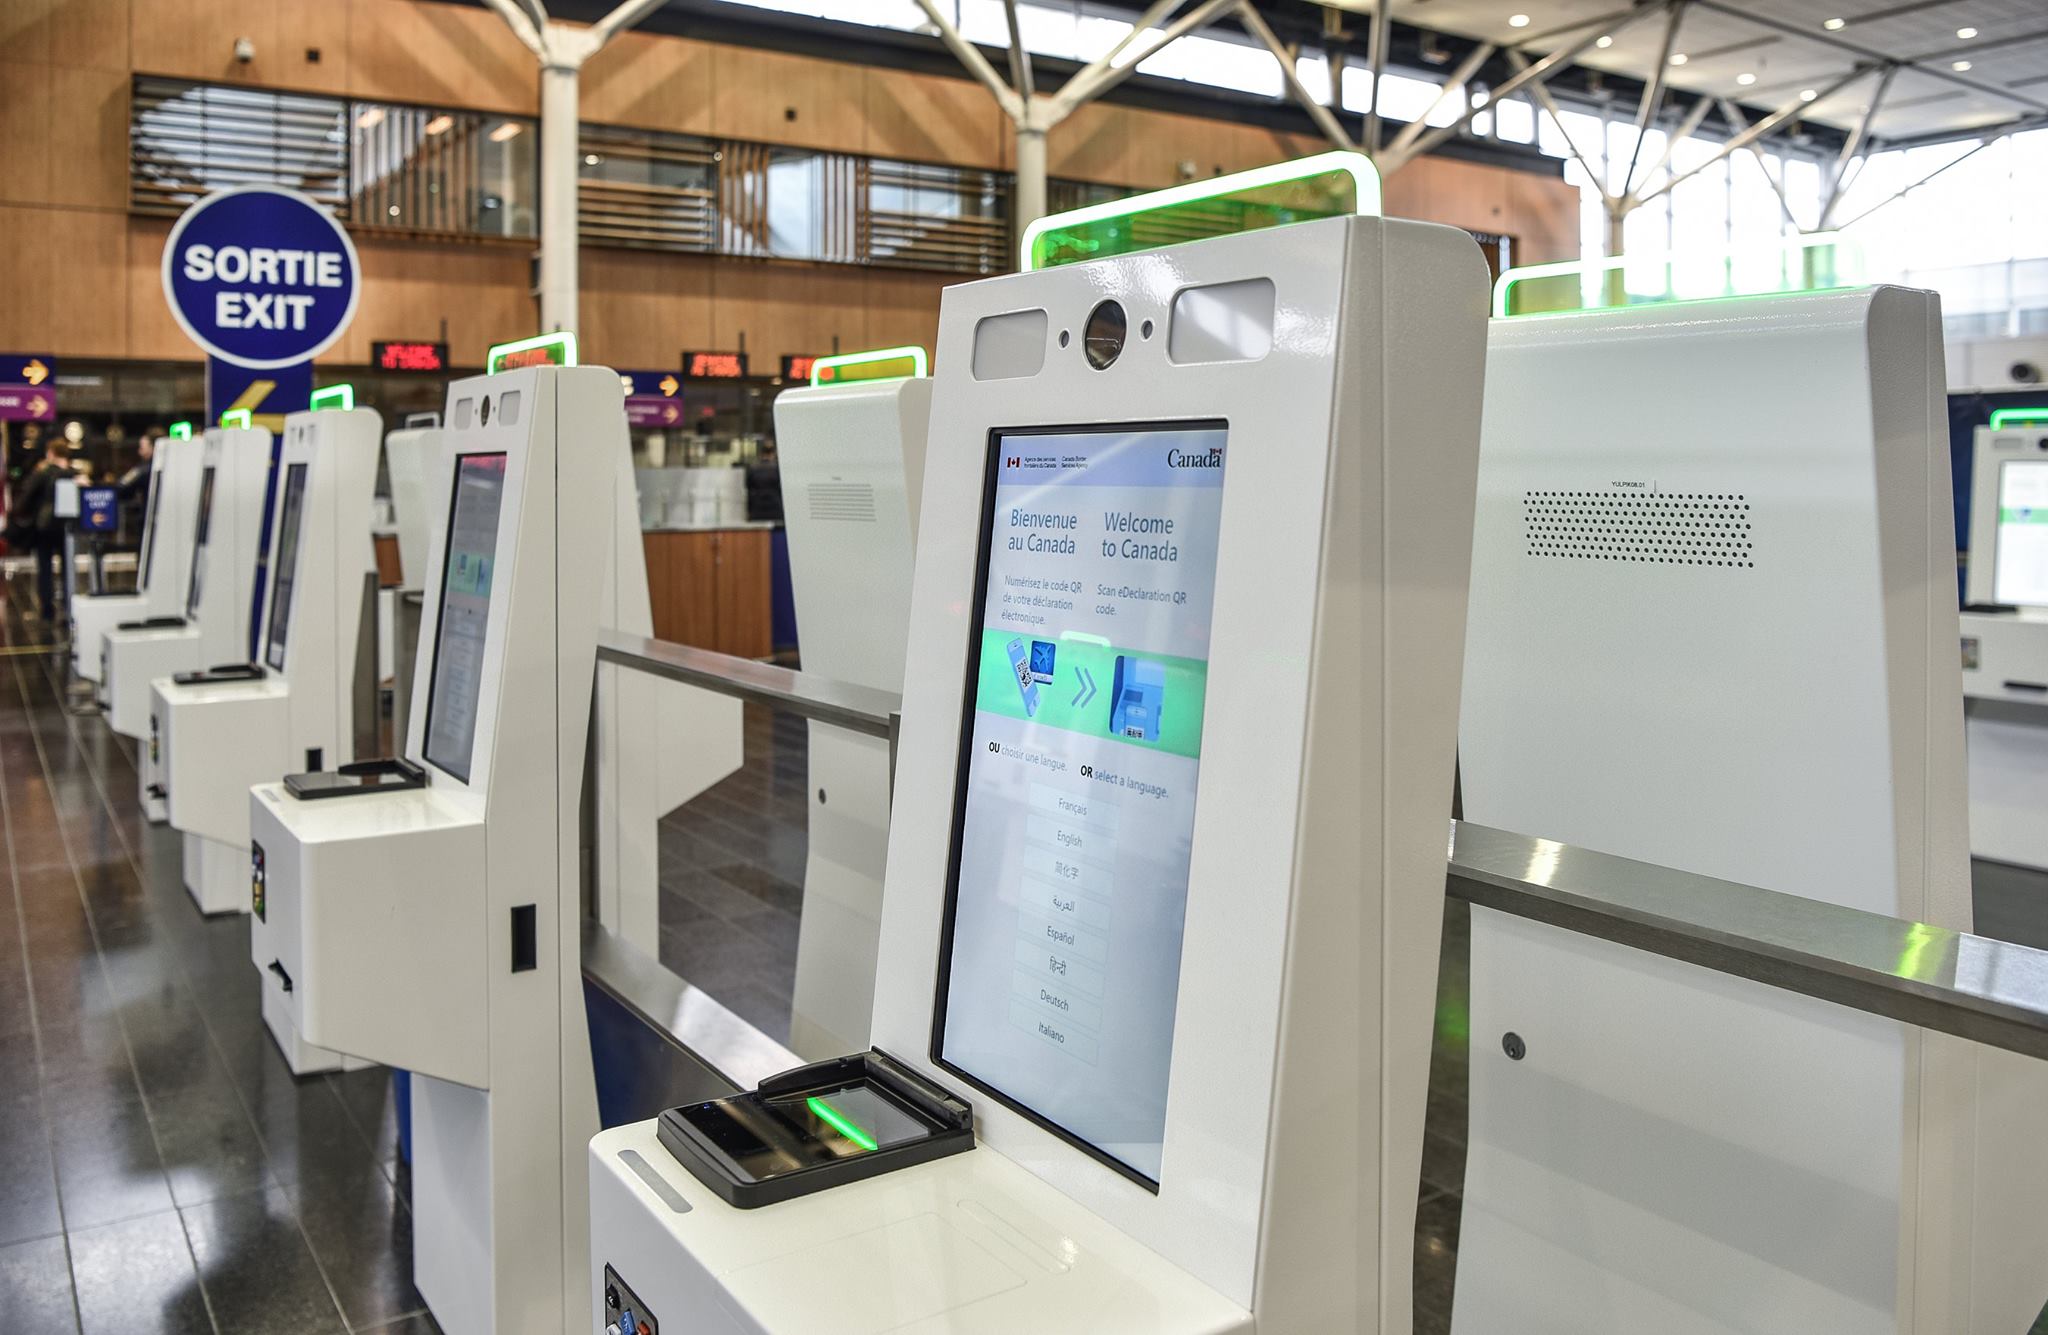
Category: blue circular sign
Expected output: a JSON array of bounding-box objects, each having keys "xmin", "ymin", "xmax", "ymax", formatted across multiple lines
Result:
[{"xmin": 161, "ymin": 186, "xmax": 361, "ymax": 370}]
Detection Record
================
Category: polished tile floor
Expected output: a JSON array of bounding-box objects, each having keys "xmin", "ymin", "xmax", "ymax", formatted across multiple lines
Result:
[{"xmin": 0, "ymin": 596, "xmax": 436, "ymax": 1334}]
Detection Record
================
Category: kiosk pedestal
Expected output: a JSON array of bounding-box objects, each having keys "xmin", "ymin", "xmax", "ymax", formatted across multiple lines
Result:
[{"xmin": 593, "ymin": 171, "xmax": 1491, "ymax": 1335}]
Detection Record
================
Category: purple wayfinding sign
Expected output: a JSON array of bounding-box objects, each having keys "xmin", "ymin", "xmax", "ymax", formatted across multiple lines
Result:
[
  {"xmin": 0, "ymin": 354, "xmax": 56, "ymax": 422},
  {"xmin": 621, "ymin": 370, "xmax": 683, "ymax": 428}
]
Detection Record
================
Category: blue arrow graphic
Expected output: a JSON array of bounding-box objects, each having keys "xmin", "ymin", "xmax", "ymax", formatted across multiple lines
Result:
[{"xmin": 1071, "ymin": 666, "xmax": 1096, "ymax": 709}]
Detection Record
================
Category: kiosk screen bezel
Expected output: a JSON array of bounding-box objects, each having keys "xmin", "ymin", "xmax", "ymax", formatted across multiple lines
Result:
[
  {"xmin": 262, "ymin": 462, "xmax": 310, "ymax": 671},
  {"xmin": 420, "ymin": 452, "xmax": 509, "ymax": 784},
  {"xmin": 928, "ymin": 418, "xmax": 1230, "ymax": 1192}
]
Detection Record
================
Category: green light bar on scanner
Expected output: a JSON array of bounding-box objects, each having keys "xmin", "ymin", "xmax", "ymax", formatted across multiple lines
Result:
[
  {"xmin": 806, "ymin": 1096, "xmax": 878, "ymax": 1152},
  {"xmin": 1989, "ymin": 408, "xmax": 2048, "ymax": 431},
  {"xmin": 810, "ymin": 345, "xmax": 928, "ymax": 388},
  {"xmin": 310, "ymin": 384, "xmax": 355, "ymax": 412},
  {"xmin": 487, "ymin": 331, "xmax": 579, "ymax": 374},
  {"xmin": 168, "ymin": 421, "xmax": 193, "ymax": 440},
  {"xmin": 1022, "ymin": 149, "xmax": 1382, "ymax": 272},
  {"xmin": 220, "ymin": 409, "xmax": 252, "ymax": 429},
  {"xmin": 1494, "ymin": 232, "xmax": 1863, "ymax": 318}
]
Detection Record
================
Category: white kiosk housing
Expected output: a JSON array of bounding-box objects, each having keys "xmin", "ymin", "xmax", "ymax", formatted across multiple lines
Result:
[
  {"xmin": 1959, "ymin": 414, "xmax": 2048, "ymax": 872},
  {"xmin": 151, "ymin": 406, "xmax": 379, "ymax": 923},
  {"xmin": 1456, "ymin": 273, "xmax": 2048, "ymax": 1332},
  {"xmin": 773, "ymin": 363, "xmax": 928, "ymax": 1058},
  {"xmin": 72, "ymin": 433, "xmax": 202, "ymax": 684},
  {"xmin": 107, "ymin": 424, "xmax": 272, "ymax": 756},
  {"xmin": 590, "ymin": 171, "xmax": 1491, "ymax": 1334}
]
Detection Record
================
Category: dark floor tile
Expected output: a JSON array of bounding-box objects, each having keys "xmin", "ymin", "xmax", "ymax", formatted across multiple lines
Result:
[
  {"xmin": 659, "ymin": 915, "xmax": 793, "ymax": 999},
  {"xmin": 150, "ymin": 1083, "xmax": 277, "ymax": 1208},
  {"xmin": 182, "ymin": 1185, "xmax": 347, "ymax": 1334},
  {"xmin": 284, "ymin": 1160, "xmax": 422, "ymax": 1329},
  {"xmin": 708, "ymin": 862, "xmax": 804, "ymax": 918},
  {"xmin": 240, "ymin": 1057, "xmax": 383, "ymax": 1186},
  {"xmin": 69, "ymin": 1207, "xmax": 213, "ymax": 1335},
  {"xmin": 663, "ymin": 866, "xmax": 776, "ymax": 923},
  {"xmin": 358, "ymin": 1312, "xmax": 443, "ymax": 1334},
  {"xmin": 731, "ymin": 904, "xmax": 801, "ymax": 956},
  {"xmin": 0, "ymin": 1119, "xmax": 61, "ymax": 1247},
  {"xmin": 50, "ymin": 1098, "xmax": 174, "ymax": 1229},
  {"xmin": 0, "ymin": 1232, "xmax": 77, "ymax": 1333},
  {"xmin": 1420, "ymin": 1127, "xmax": 1466, "ymax": 1200},
  {"xmin": 329, "ymin": 1066, "xmax": 400, "ymax": 1163}
]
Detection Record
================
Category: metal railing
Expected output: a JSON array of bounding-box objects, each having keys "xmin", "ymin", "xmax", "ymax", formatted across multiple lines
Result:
[{"xmin": 584, "ymin": 634, "xmax": 2048, "ymax": 1068}]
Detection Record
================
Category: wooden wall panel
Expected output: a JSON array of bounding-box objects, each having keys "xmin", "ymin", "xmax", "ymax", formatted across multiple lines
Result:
[
  {"xmin": 0, "ymin": 64, "xmax": 53, "ymax": 207},
  {"xmin": 337, "ymin": 238, "xmax": 533, "ymax": 365},
  {"xmin": 709, "ymin": 47, "xmax": 862, "ymax": 155},
  {"xmin": 49, "ymin": 63, "xmax": 129, "ymax": 210},
  {"xmin": 51, "ymin": 0, "xmax": 131, "ymax": 72},
  {"xmin": 0, "ymin": 205, "xmax": 127, "ymax": 356},
  {"xmin": 130, "ymin": 0, "xmax": 328, "ymax": 90},
  {"xmin": 709, "ymin": 262, "xmax": 869, "ymax": 368},
  {"xmin": 864, "ymin": 268, "xmax": 950, "ymax": 368},
  {"xmin": 0, "ymin": 206, "xmax": 60, "ymax": 350},
  {"xmin": 1505, "ymin": 169, "xmax": 1584, "ymax": 264},
  {"xmin": 125, "ymin": 217, "xmax": 186, "ymax": 359},
  {"xmin": 346, "ymin": 0, "xmax": 535, "ymax": 117},
  {"xmin": 580, "ymin": 30, "xmax": 713, "ymax": 135},
  {"xmin": 1046, "ymin": 101, "xmax": 1130, "ymax": 186},
  {"xmin": 863, "ymin": 69, "xmax": 1004, "ymax": 169},
  {"xmin": 581, "ymin": 247, "xmax": 714, "ymax": 370}
]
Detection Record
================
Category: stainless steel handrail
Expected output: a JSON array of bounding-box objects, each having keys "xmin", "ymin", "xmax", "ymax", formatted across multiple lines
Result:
[
  {"xmin": 581, "ymin": 921, "xmax": 800, "ymax": 1090},
  {"xmin": 595, "ymin": 632, "xmax": 901, "ymax": 741},
  {"xmin": 1448, "ymin": 822, "xmax": 2048, "ymax": 1061}
]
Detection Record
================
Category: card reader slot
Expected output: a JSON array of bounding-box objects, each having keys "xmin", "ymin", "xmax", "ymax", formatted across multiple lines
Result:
[{"xmin": 2003, "ymin": 680, "xmax": 2048, "ymax": 694}]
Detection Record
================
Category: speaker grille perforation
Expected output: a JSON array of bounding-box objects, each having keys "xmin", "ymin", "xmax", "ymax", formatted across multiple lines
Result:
[
  {"xmin": 807, "ymin": 481, "xmax": 877, "ymax": 523},
  {"xmin": 1524, "ymin": 491, "xmax": 1754, "ymax": 568}
]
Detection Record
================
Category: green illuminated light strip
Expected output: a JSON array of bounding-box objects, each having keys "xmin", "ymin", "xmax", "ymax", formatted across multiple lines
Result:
[
  {"xmin": 1022, "ymin": 149, "xmax": 1381, "ymax": 272},
  {"xmin": 168, "ymin": 421, "xmax": 193, "ymax": 440},
  {"xmin": 220, "ymin": 409, "xmax": 253, "ymax": 429},
  {"xmin": 310, "ymin": 384, "xmax": 355, "ymax": 412},
  {"xmin": 805, "ymin": 1096, "xmax": 878, "ymax": 1152},
  {"xmin": 810, "ymin": 345, "xmax": 928, "ymax": 388},
  {"xmin": 1493, "ymin": 231, "xmax": 1860, "ymax": 318},
  {"xmin": 486, "ymin": 331, "xmax": 579, "ymax": 374},
  {"xmin": 1989, "ymin": 408, "xmax": 2048, "ymax": 430}
]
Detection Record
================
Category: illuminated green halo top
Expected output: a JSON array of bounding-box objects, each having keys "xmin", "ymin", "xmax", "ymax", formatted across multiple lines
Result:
[{"xmin": 1494, "ymin": 231, "xmax": 1866, "ymax": 318}]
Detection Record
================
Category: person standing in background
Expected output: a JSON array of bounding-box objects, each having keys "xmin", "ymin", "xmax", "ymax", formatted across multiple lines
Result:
[
  {"xmin": 118, "ymin": 434, "xmax": 155, "ymax": 548},
  {"xmin": 11, "ymin": 440, "xmax": 72, "ymax": 620}
]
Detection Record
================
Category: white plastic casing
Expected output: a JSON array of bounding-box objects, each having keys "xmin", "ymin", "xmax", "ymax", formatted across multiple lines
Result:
[
  {"xmin": 591, "ymin": 212, "xmax": 1491, "ymax": 1334},
  {"xmin": 73, "ymin": 436, "xmax": 202, "ymax": 682},
  {"xmin": 773, "ymin": 376, "xmax": 929, "ymax": 1058},
  {"xmin": 1455, "ymin": 288, "xmax": 2048, "ymax": 1333}
]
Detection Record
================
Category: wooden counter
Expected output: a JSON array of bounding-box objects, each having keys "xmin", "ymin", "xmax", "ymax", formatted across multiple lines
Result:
[{"xmin": 642, "ymin": 526, "xmax": 774, "ymax": 658}]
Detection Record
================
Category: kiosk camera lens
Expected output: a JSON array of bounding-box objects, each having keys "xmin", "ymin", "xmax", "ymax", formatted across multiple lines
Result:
[{"xmin": 1083, "ymin": 301, "xmax": 1126, "ymax": 370}]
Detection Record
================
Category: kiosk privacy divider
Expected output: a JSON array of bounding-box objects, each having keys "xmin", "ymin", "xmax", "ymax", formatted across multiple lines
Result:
[
  {"xmin": 590, "ymin": 156, "xmax": 1493, "ymax": 1334},
  {"xmin": 1455, "ymin": 243, "xmax": 2048, "ymax": 1332},
  {"xmin": 1959, "ymin": 415, "xmax": 2048, "ymax": 873},
  {"xmin": 72, "ymin": 433, "xmax": 202, "ymax": 685},
  {"xmin": 105, "ymin": 424, "xmax": 272, "ymax": 768},
  {"xmin": 772, "ymin": 356, "xmax": 929, "ymax": 1059}
]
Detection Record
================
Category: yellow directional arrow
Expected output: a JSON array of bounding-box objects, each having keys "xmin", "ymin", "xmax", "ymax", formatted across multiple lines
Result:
[
  {"xmin": 226, "ymin": 379, "xmax": 290, "ymax": 433},
  {"xmin": 22, "ymin": 359, "xmax": 47, "ymax": 386},
  {"xmin": 658, "ymin": 374, "xmax": 679, "ymax": 397}
]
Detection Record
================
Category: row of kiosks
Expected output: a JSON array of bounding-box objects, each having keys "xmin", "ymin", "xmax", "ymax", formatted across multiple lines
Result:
[
  {"xmin": 1959, "ymin": 408, "xmax": 2048, "ymax": 873},
  {"xmin": 1453, "ymin": 245, "xmax": 2048, "ymax": 1331},
  {"xmin": 106, "ymin": 422, "xmax": 272, "ymax": 777},
  {"xmin": 243, "ymin": 339, "xmax": 739, "ymax": 1335},
  {"xmin": 592, "ymin": 156, "xmax": 1493, "ymax": 1334},
  {"xmin": 72, "ymin": 423, "xmax": 203, "ymax": 685}
]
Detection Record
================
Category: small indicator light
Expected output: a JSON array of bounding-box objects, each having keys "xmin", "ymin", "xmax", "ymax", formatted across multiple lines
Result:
[
  {"xmin": 809, "ymin": 345, "xmax": 929, "ymax": 388},
  {"xmin": 221, "ymin": 409, "xmax": 252, "ymax": 429},
  {"xmin": 168, "ymin": 421, "xmax": 193, "ymax": 440},
  {"xmin": 309, "ymin": 384, "xmax": 354, "ymax": 412}
]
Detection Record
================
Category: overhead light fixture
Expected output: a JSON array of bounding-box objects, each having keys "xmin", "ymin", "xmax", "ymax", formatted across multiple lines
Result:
[
  {"xmin": 1952, "ymin": 59, "xmax": 1972, "ymax": 70},
  {"xmin": 1669, "ymin": 52, "xmax": 1689, "ymax": 65},
  {"xmin": 1508, "ymin": 13, "xmax": 1530, "ymax": 28},
  {"xmin": 423, "ymin": 114, "xmax": 453, "ymax": 135},
  {"xmin": 1956, "ymin": 26, "xmax": 1977, "ymax": 39},
  {"xmin": 489, "ymin": 122, "xmax": 522, "ymax": 142},
  {"xmin": 1823, "ymin": 17, "xmax": 1846, "ymax": 30},
  {"xmin": 1596, "ymin": 34, "xmax": 1613, "ymax": 48},
  {"xmin": 356, "ymin": 107, "xmax": 385, "ymax": 129},
  {"xmin": 1800, "ymin": 88, "xmax": 1819, "ymax": 101},
  {"xmin": 1736, "ymin": 71, "xmax": 1757, "ymax": 85}
]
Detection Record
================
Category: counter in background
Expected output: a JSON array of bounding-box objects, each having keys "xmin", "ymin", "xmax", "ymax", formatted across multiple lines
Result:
[{"xmin": 643, "ymin": 525, "xmax": 775, "ymax": 659}]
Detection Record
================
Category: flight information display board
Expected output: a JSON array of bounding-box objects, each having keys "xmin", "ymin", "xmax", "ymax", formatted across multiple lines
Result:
[
  {"xmin": 422, "ymin": 454, "xmax": 508, "ymax": 783},
  {"xmin": 934, "ymin": 422, "xmax": 1228, "ymax": 1186},
  {"xmin": 263, "ymin": 463, "xmax": 309, "ymax": 671},
  {"xmin": 185, "ymin": 465, "xmax": 217, "ymax": 619},
  {"xmin": 1994, "ymin": 459, "xmax": 2048, "ymax": 608}
]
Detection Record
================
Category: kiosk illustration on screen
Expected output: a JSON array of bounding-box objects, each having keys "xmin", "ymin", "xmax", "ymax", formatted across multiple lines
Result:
[{"xmin": 1109, "ymin": 656, "xmax": 1165, "ymax": 742}]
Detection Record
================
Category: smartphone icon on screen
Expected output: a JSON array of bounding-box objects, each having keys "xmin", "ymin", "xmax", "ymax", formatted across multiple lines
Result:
[{"xmin": 1006, "ymin": 638, "xmax": 1040, "ymax": 717}]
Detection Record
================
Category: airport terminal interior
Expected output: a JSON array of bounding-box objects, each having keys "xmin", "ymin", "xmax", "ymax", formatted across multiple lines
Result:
[{"xmin": 4, "ymin": 1, "xmax": 2048, "ymax": 1332}]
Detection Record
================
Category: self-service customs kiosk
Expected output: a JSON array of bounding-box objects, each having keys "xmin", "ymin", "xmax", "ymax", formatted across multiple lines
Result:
[
  {"xmin": 1959, "ymin": 409, "xmax": 2048, "ymax": 872},
  {"xmin": 151, "ymin": 406, "xmax": 378, "ymax": 921},
  {"xmin": 72, "ymin": 429, "xmax": 202, "ymax": 684},
  {"xmin": 590, "ymin": 153, "xmax": 1491, "ymax": 1334},
  {"xmin": 1455, "ymin": 245, "xmax": 2048, "ymax": 1332},
  {"xmin": 105, "ymin": 423, "xmax": 272, "ymax": 757},
  {"xmin": 772, "ymin": 347, "xmax": 929, "ymax": 1058}
]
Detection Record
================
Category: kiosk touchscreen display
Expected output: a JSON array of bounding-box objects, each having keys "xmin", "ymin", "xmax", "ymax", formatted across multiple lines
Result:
[
  {"xmin": 263, "ymin": 464, "xmax": 309, "ymax": 671},
  {"xmin": 186, "ymin": 465, "xmax": 217, "ymax": 619},
  {"xmin": 1993, "ymin": 459, "xmax": 2048, "ymax": 608},
  {"xmin": 138, "ymin": 466, "xmax": 163, "ymax": 591},
  {"xmin": 935, "ymin": 422, "xmax": 1228, "ymax": 1186},
  {"xmin": 422, "ymin": 454, "xmax": 508, "ymax": 783}
]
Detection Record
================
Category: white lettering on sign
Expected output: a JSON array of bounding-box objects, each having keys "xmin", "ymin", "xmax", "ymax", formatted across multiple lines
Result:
[
  {"xmin": 216, "ymin": 292, "xmax": 317, "ymax": 330},
  {"xmin": 182, "ymin": 245, "xmax": 346, "ymax": 289}
]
